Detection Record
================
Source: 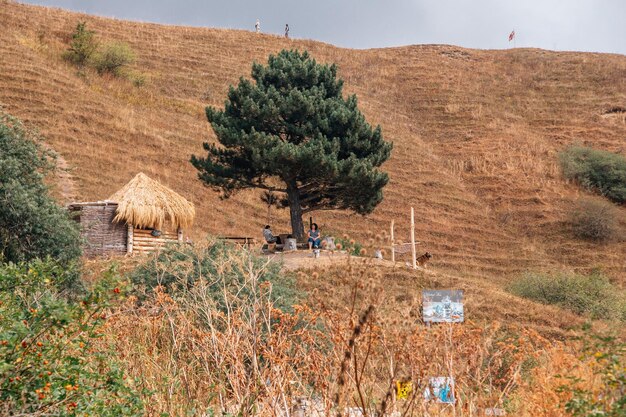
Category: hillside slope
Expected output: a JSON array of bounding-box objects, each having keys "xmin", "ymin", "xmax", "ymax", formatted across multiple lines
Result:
[{"xmin": 1, "ymin": 1, "xmax": 625, "ymax": 282}]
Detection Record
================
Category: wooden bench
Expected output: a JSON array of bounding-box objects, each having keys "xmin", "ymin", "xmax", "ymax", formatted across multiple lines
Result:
[{"xmin": 219, "ymin": 236, "xmax": 256, "ymax": 247}]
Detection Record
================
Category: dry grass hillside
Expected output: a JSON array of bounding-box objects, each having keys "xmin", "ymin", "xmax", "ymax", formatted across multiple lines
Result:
[{"xmin": 1, "ymin": 0, "xmax": 625, "ymax": 284}]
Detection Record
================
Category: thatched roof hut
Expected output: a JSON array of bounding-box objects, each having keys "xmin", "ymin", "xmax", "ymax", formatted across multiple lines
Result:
[
  {"xmin": 109, "ymin": 172, "xmax": 195, "ymax": 230},
  {"xmin": 69, "ymin": 173, "xmax": 195, "ymax": 257}
]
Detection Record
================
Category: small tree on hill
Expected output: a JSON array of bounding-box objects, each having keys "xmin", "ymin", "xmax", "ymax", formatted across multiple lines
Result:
[
  {"xmin": 191, "ymin": 50, "xmax": 392, "ymax": 239},
  {"xmin": 64, "ymin": 21, "xmax": 98, "ymax": 66}
]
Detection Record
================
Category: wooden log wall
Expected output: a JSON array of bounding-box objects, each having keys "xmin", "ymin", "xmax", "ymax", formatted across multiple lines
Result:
[
  {"xmin": 132, "ymin": 228, "xmax": 180, "ymax": 254},
  {"xmin": 69, "ymin": 203, "xmax": 127, "ymax": 258}
]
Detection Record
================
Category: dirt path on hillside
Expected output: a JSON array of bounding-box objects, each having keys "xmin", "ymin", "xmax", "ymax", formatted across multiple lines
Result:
[
  {"xmin": 42, "ymin": 143, "xmax": 78, "ymax": 204},
  {"xmin": 265, "ymin": 250, "xmax": 406, "ymax": 271}
]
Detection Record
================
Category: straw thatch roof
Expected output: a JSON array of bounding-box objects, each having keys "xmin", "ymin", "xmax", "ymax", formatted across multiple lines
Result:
[{"xmin": 109, "ymin": 173, "xmax": 195, "ymax": 229}]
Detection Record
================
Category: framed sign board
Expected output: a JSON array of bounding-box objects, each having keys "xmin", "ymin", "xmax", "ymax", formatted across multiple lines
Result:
[{"xmin": 423, "ymin": 290, "xmax": 464, "ymax": 323}]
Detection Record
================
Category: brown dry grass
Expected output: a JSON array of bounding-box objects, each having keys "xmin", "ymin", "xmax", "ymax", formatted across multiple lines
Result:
[
  {"xmin": 0, "ymin": 1, "xmax": 625, "ymax": 286},
  {"xmin": 101, "ymin": 245, "xmax": 616, "ymax": 416}
]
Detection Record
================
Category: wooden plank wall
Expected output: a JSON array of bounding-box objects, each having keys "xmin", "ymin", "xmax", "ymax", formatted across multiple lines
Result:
[
  {"xmin": 132, "ymin": 228, "xmax": 179, "ymax": 254},
  {"xmin": 70, "ymin": 204, "xmax": 127, "ymax": 258}
]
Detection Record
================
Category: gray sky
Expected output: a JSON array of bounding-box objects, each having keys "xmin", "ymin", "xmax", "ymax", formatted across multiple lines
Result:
[{"xmin": 20, "ymin": 0, "xmax": 626, "ymax": 54}]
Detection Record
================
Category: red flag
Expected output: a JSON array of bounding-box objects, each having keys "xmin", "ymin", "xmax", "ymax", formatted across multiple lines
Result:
[{"xmin": 508, "ymin": 30, "xmax": 515, "ymax": 41}]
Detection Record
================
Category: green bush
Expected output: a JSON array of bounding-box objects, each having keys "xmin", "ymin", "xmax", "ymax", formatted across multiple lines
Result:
[
  {"xmin": 0, "ymin": 113, "xmax": 81, "ymax": 265},
  {"xmin": 570, "ymin": 198, "xmax": 620, "ymax": 242},
  {"xmin": 0, "ymin": 260, "xmax": 143, "ymax": 416},
  {"xmin": 507, "ymin": 270, "xmax": 626, "ymax": 321},
  {"xmin": 334, "ymin": 235, "xmax": 364, "ymax": 256},
  {"xmin": 559, "ymin": 145, "xmax": 626, "ymax": 204},
  {"xmin": 558, "ymin": 325, "xmax": 625, "ymax": 417},
  {"xmin": 129, "ymin": 71, "xmax": 146, "ymax": 87},
  {"xmin": 130, "ymin": 240, "xmax": 302, "ymax": 313},
  {"xmin": 63, "ymin": 21, "xmax": 98, "ymax": 66},
  {"xmin": 63, "ymin": 22, "xmax": 143, "ymax": 83},
  {"xmin": 91, "ymin": 41, "xmax": 135, "ymax": 76}
]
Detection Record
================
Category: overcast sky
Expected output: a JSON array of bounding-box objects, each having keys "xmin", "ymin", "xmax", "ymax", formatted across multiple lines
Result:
[{"xmin": 20, "ymin": 0, "xmax": 626, "ymax": 54}]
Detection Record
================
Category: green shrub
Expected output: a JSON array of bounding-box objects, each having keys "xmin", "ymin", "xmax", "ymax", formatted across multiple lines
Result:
[
  {"xmin": 63, "ymin": 21, "xmax": 98, "ymax": 66},
  {"xmin": 63, "ymin": 22, "xmax": 143, "ymax": 83},
  {"xmin": 0, "ymin": 113, "xmax": 81, "ymax": 265},
  {"xmin": 558, "ymin": 325, "xmax": 625, "ymax": 417},
  {"xmin": 559, "ymin": 145, "xmax": 626, "ymax": 204},
  {"xmin": 130, "ymin": 240, "xmax": 302, "ymax": 313},
  {"xmin": 570, "ymin": 198, "xmax": 620, "ymax": 242},
  {"xmin": 508, "ymin": 270, "xmax": 626, "ymax": 321},
  {"xmin": 0, "ymin": 260, "xmax": 143, "ymax": 416},
  {"xmin": 129, "ymin": 71, "xmax": 146, "ymax": 87},
  {"xmin": 91, "ymin": 41, "xmax": 135, "ymax": 76},
  {"xmin": 334, "ymin": 235, "xmax": 364, "ymax": 256}
]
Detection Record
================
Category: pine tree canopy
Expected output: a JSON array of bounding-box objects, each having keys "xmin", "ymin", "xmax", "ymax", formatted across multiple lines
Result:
[{"xmin": 191, "ymin": 49, "xmax": 393, "ymax": 238}]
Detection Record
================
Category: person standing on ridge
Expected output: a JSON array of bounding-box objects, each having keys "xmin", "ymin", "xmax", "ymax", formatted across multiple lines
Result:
[
  {"xmin": 285, "ymin": 24, "xmax": 289, "ymax": 38},
  {"xmin": 255, "ymin": 19, "xmax": 260, "ymax": 33}
]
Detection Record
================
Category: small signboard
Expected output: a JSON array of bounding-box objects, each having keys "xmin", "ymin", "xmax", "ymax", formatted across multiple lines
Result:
[
  {"xmin": 422, "ymin": 290, "xmax": 464, "ymax": 323},
  {"xmin": 395, "ymin": 380, "xmax": 413, "ymax": 400},
  {"xmin": 423, "ymin": 377, "xmax": 455, "ymax": 404},
  {"xmin": 484, "ymin": 408, "xmax": 506, "ymax": 416}
]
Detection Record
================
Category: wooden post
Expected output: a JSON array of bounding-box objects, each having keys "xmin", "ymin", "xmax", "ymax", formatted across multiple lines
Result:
[
  {"xmin": 390, "ymin": 219, "xmax": 395, "ymax": 263},
  {"xmin": 411, "ymin": 207, "xmax": 417, "ymax": 269},
  {"xmin": 177, "ymin": 227, "xmax": 183, "ymax": 242},
  {"xmin": 127, "ymin": 224, "xmax": 133, "ymax": 254}
]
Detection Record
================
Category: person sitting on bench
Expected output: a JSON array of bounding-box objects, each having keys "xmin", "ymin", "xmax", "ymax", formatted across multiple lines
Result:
[
  {"xmin": 263, "ymin": 225, "xmax": 281, "ymax": 244},
  {"xmin": 307, "ymin": 223, "xmax": 321, "ymax": 249}
]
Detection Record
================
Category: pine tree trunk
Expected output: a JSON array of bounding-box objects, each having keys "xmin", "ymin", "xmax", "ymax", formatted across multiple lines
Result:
[{"xmin": 286, "ymin": 182, "xmax": 305, "ymax": 241}]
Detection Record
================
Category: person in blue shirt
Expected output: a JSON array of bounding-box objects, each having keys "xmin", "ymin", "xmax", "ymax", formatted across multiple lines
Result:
[{"xmin": 307, "ymin": 223, "xmax": 321, "ymax": 249}]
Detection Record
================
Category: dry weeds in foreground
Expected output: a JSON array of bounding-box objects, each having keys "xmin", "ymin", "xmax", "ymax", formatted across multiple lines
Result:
[{"xmin": 103, "ymin": 245, "xmax": 597, "ymax": 416}]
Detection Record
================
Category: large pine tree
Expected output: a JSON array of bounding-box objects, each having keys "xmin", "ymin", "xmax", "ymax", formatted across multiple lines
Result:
[{"xmin": 191, "ymin": 50, "xmax": 392, "ymax": 239}]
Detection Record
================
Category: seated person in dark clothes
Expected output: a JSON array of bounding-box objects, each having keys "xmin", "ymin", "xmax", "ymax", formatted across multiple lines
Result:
[
  {"xmin": 263, "ymin": 225, "xmax": 282, "ymax": 244},
  {"xmin": 307, "ymin": 223, "xmax": 321, "ymax": 249}
]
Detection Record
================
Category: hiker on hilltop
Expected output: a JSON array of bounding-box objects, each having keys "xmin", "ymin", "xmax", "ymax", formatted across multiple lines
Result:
[
  {"xmin": 285, "ymin": 24, "xmax": 289, "ymax": 38},
  {"xmin": 255, "ymin": 19, "xmax": 260, "ymax": 33}
]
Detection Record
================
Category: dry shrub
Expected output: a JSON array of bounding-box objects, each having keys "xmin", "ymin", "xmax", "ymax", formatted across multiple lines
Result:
[
  {"xmin": 104, "ymin": 250, "xmax": 605, "ymax": 416},
  {"xmin": 107, "ymin": 243, "xmax": 328, "ymax": 416},
  {"xmin": 313, "ymin": 262, "xmax": 552, "ymax": 416},
  {"xmin": 570, "ymin": 198, "xmax": 620, "ymax": 242}
]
